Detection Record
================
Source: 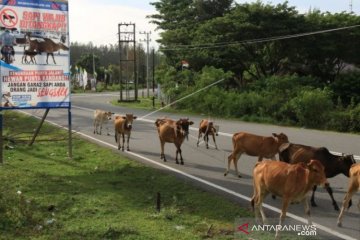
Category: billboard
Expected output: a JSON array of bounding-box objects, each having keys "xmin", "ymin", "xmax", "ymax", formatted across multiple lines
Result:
[{"xmin": 0, "ymin": 0, "xmax": 69, "ymax": 109}]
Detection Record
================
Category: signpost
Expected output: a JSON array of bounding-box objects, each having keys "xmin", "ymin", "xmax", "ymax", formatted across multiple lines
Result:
[{"xmin": 0, "ymin": 0, "xmax": 71, "ymax": 163}]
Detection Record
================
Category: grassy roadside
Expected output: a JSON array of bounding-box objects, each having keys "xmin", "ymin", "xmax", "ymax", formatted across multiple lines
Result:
[
  {"xmin": 0, "ymin": 111, "xmax": 311, "ymax": 240},
  {"xmin": 1, "ymin": 111, "xmax": 251, "ymax": 240}
]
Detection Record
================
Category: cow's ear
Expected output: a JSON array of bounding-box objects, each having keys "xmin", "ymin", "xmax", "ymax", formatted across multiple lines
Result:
[
  {"xmin": 122, "ymin": 116, "xmax": 126, "ymax": 119},
  {"xmin": 306, "ymin": 161, "xmax": 315, "ymax": 170},
  {"xmin": 133, "ymin": 116, "xmax": 137, "ymax": 119},
  {"xmin": 272, "ymin": 133, "xmax": 278, "ymax": 137},
  {"xmin": 189, "ymin": 121, "xmax": 194, "ymax": 125}
]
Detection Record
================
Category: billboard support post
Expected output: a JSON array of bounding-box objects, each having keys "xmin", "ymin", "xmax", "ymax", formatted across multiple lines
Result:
[
  {"xmin": 68, "ymin": 107, "xmax": 72, "ymax": 159},
  {"xmin": 0, "ymin": 110, "xmax": 3, "ymax": 164},
  {"xmin": 28, "ymin": 108, "xmax": 50, "ymax": 146}
]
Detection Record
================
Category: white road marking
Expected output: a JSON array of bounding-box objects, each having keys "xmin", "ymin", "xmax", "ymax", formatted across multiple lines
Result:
[{"xmin": 21, "ymin": 107, "xmax": 358, "ymax": 240}]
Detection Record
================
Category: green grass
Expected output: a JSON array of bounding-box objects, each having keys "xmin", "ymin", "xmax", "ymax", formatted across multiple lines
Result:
[{"xmin": 1, "ymin": 111, "xmax": 251, "ymax": 240}]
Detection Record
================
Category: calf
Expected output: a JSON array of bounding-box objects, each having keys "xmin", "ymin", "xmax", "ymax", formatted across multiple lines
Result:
[
  {"xmin": 279, "ymin": 143, "xmax": 355, "ymax": 210},
  {"xmin": 337, "ymin": 163, "xmax": 360, "ymax": 227},
  {"xmin": 225, "ymin": 132, "xmax": 289, "ymax": 178},
  {"xmin": 251, "ymin": 159, "xmax": 327, "ymax": 239},
  {"xmin": 114, "ymin": 114, "xmax": 137, "ymax": 151},
  {"xmin": 93, "ymin": 109, "xmax": 113, "ymax": 135},
  {"xmin": 22, "ymin": 47, "xmax": 38, "ymax": 64},
  {"xmin": 196, "ymin": 119, "xmax": 218, "ymax": 149},
  {"xmin": 155, "ymin": 118, "xmax": 194, "ymax": 165}
]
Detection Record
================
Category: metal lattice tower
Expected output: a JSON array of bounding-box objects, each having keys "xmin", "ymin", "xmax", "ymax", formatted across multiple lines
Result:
[{"xmin": 118, "ymin": 23, "xmax": 138, "ymax": 102}]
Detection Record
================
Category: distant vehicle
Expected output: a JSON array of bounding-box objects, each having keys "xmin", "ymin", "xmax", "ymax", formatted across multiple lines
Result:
[
  {"xmin": 11, "ymin": 29, "xmax": 25, "ymax": 39},
  {"xmin": 31, "ymin": 31, "xmax": 47, "ymax": 38}
]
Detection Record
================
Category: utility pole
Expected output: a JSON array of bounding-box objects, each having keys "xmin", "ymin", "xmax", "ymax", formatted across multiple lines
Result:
[
  {"xmin": 139, "ymin": 31, "xmax": 151, "ymax": 98},
  {"xmin": 349, "ymin": 0, "xmax": 353, "ymax": 12}
]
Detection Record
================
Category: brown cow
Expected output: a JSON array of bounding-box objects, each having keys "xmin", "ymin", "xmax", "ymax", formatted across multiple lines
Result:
[
  {"xmin": 26, "ymin": 36, "xmax": 69, "ymax": 64},
  {"xmin": 155, "ymin": 118, "xmax": 194, "ymax": 165},
  {"xmin": 93, "ymin": 109, "xmax": 113, "ymax": 135},
  {"xmin": 337, "ymin": 163, "xmax": 360, "ymax": 227},
  {"xmin": 225, "ymin": 132, "xmax": 289, "ymax": 178},
  {"xmin": 279, "ymin": 143, "xmax": 356, "ymax": 210},
  {"xmin": 196, "ymin": 119, "xmax": 218, "ymax": 149},
  {"xmin": 251, "ymin": 159, "xmax": 328, "ymax": 239},
  {"xmin": 114, "ymin": 114, "xmax": 137, "ymax": 151}
]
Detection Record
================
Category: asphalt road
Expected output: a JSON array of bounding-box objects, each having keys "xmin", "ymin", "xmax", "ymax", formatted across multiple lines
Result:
[{"xmin": 23, "ymin": 92, "xmax": 360, "ymax": 240}]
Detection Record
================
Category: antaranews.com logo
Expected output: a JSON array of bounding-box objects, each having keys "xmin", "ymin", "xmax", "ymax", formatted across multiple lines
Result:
[{"xmin": 235, "ymin": 218, "xmax": 318, "ymax": 239}]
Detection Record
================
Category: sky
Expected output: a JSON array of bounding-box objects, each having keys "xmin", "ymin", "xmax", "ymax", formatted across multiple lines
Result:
[{"xmin": 69, "ymin": 0, "xmax": 360, "ymax": 47}]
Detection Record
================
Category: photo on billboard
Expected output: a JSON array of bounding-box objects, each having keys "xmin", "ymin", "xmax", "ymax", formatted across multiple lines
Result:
[{"xmin": 0, "ymin": 0, "xmax": 69, "ymax": 109}]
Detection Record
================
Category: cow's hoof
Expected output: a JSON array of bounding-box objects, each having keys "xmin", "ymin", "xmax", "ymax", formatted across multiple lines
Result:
[
  {"xmin": 180, "ymin": 162, "xmax": 184, "ymax": 165},
  {"xmin": 107, "ymin": 133, "xmax": 110, "ymax": 136},
  {"xmin": 121, "ymin": 148, "xmax": 124, "ymax": 152},
  {"xmin": 176, "ymin": 162, "xmax": 179, "ymax": 165},
  {"xmin": 271, "ymin": 195, "xmax": 276, "ymax": 200},
  {"xmin": 224, "ymin": 173, "xmax": 227, "ymax": 176},
  {"xmin": 311, "ymin": 202, "xmax": 318, "ymax": 207},
  {"xmin": 334, "ymin": 204, "xmax": 340, "ymax": 211},
  {"xmin": 238, "ymin": 175, "xmax": 242, "ymax": 178},
  {"xmin": 337, "ymin": 221, "xmax": 342, "ymax": 227}
]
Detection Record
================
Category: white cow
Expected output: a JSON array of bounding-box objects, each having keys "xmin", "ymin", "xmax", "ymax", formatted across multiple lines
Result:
[{"xmin": 93, "ymin": 109, "xmax": 113, "ymax": 135}]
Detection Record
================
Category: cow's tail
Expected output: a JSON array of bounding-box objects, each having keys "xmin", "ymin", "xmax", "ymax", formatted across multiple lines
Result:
[
  {"xmin": 228, "ymin": 133, "xmax": 239, "ymax": 161},
  {"xmin": 114, "ymin": 131, "xmax": 118, "ymax": 143}
]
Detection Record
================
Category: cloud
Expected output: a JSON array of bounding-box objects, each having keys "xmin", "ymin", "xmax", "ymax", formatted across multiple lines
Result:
[{"xmin": 68, "ymin": 1, "xmax": 159, "ymax": 47}]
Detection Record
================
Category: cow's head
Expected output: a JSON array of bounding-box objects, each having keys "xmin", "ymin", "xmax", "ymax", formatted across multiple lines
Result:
[
  {"xmin": 307, "ymin": 159, "xmax": 328, "ymax": 187},
  {"xmin": 176, "ymin": 118, "xmax": 194, "ymax": 140},
  {"xmin": 104, "ymin": 111, "xmax": 113, "ymax": 120},
  {"xmin": 273, "ymin": 133, "xmax": 289, "ymax": 146},
  {"xmin": 340, "ymin": 154, "xmax": 356, "ymax": 177},
  {"xmin": 208, "ymin": 121, "xmax": 219, "ymax": 136},
  {"xmin": 122, "ymin": 114, "xmax": 137, "ymax": 129}
]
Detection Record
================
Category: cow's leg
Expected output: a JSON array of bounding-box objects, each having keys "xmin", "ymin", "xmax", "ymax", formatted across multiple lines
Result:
[
  {"xmin": 205, "ymin": 134, "xmax": 209, "ymax": 149},
  {"xmin": 312, "ymin": 184, "xmax": 339, "ymax": 211},
  {"xmin": 303, "ymin": 197, "xmax": 312, "ymax": 225},
  {"xmin": 174, "ymin": 143, "xmax": 181, "ymax": 164},
  {"xmin": 225, "ymin": 151, "xmax": 242, "ymax": 178},
  {"xmin": 233, "ymin": 155, "xmax": 242, "ymax": 178},
  {"xmin": 106, "ymin": 123, "xmax": 110, "ymax": 136},
  {"xmin": 93, "ymin": 120, "xmax": 97, "ymax": 134},
  {"xmin": 337, "ymin": 182, "xmax": 358, "ymax": 227},
  {"xmin": 116, "ymin": 132, "xmax": 121, "ymax": 150},
  {"xmin": 121, "ymin": 133, "xmax": 125, "ymax": 151},
  {"xmin": 99, "ymin": 120, "xmax": 103, "ymax": 135},
  {"xmin": 276, "ymin": 198, "xmax": 290, "ymax": 239},
  {"xmin": 310, "ymin": 185, "xmax": 317, "ymax": 207},
  {"xmin": 197, "ymin": 131, "xmax": 202, "ymax": 147},
  {"xmin": 179, "ymin": 147, "xmax": 183, "ymax": 165},
  {"xmin": 324, "ymin": 184, "xmax": 340, "ymax": 211},
  {"xmin": 51, "ymin": 53, "xmax": 56, "ymax": 64},
  {"xmin": 257, "ymin": 156, "xmax": 263, "ymax": 162},
  {"xmin": 160, "ymin": 141, "xmax": 166, "ymax": 162},
  {"xmin": 212, "ymin": 133, "xmax": 218, "ymax": 149},
  {"xmin": 126, "ymin": 133, "xmax": 130, "ymax": 151}
]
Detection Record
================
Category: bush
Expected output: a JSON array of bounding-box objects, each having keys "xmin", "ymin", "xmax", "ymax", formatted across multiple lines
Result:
[{"xmin": 287, "ymin": 89, "xmax": 334, "ymax": 128}]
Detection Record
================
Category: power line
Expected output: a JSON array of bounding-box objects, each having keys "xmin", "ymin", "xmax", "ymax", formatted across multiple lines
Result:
[{"xmin": 159, "ymin": 25, "xmax": 360, "ymax": 52}]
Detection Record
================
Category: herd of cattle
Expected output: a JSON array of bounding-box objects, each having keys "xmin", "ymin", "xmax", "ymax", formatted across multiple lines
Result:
[{"xmin": 93, "ymin": 109, "xmax": 359, "ymax": 237}]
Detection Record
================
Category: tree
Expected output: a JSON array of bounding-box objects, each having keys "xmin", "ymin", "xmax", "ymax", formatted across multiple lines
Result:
[{"xmin": 75, "ymin": 53, "xmax": 100, "ymax": 78}]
